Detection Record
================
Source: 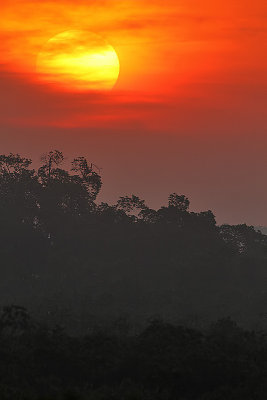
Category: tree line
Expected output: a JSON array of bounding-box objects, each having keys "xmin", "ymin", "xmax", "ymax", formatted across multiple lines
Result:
[{"xmin": 0, "ymin": 151, "xmax": 267, "ymax": 330}]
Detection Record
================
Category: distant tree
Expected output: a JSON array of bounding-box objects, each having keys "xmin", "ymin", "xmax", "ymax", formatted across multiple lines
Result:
[
  {"xmin": 36, "ymin": 152, "xmax": 102, "ymax": 239},
  {"xmin": 71, "ymin": 156, "xmax": 102, "ymax": 200},
  {"xmin": 39, "ymin": 150, "xmax": 64, "ymax": 184},
  {"xmin": 116, "ymin": 195, "xmax": 148, "ymax": 221},
  {"xmin": 155, "ymin": 193, "xmax": 190, "ymax": 226},
  {"xmin": 219, "ymin": 224, "xmax": 267, "ymax": 254},
  {"xmin": 168, "ymin": 193, "xmax": 190, "ymax": 211},
  {"xmin": 0, "ymin": 153, "xmax": 39, "ymax": 226},
  {"xmin": 196, "ymin": 210, "xmax": 216, "ymax": 226},
  {"xmin": 0, "ymin": 153, "xmax": 32, "ymax": 175}
]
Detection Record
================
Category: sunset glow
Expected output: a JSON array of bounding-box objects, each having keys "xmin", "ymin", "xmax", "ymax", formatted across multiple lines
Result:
[
  {"xmin": 36, "ymin": 31, "xmax": 120, "ymax": 91},
  {"xmin": 0, "ymin": 0, "xmax": 266, "ymax": 224},
  {"xmin": 1, "ymin": 0, "xmax": 266, "ymax": 98}
]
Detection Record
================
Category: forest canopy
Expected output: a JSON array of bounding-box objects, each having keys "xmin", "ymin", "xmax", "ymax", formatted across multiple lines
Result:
[{"xmin": 0, "ymin": 151, "xmax": 267, "ymax": 331}]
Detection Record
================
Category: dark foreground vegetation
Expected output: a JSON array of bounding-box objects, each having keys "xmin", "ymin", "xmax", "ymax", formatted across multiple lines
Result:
[
  {"xmin": 1, "ymin": 151, "xmax": 267, "ymax": 398},
  {"xmin": 1, "ymin": 305, "xmax": 267, "ymax": 400},
  {"xmin": 0, "ymin": 151, "xmax": 267, "ymax": 330}
]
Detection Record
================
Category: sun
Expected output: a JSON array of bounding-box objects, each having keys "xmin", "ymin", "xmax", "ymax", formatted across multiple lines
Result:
[{"xmin": 36, "ymin": 30, "xmax": 120, "ymax": 92}]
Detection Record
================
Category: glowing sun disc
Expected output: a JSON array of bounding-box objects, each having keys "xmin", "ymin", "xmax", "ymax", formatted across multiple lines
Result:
[{"xmin": 36, "ymin": 30, "xmax": 120, "ymax": 91}]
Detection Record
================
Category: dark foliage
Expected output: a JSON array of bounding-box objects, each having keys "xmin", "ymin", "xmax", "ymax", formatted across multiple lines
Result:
[
  {"xmin": 1, "ymin": 151, "xmax": 267, "ymax": 331},
  {"xmin": 1, "ymin": 151, "xmax": 267, "ymax": 397},
  {"xmin": 0, "ymin": 306, "xmax": 267, "ymax": 399}
]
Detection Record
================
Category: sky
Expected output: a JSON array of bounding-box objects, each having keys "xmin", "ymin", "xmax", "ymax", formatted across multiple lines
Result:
[{"xmin": 0, "ymin": 0, "xmax": 266, "ymax": 225}]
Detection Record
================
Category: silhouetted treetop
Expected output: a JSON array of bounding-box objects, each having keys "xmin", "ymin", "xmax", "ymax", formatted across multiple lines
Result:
[{"xmin": 168, "ymin": 193, "xmax": 190, "ymax": 211}]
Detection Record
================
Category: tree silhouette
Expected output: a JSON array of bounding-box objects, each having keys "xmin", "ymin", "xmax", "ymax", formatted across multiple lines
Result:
[
  {"xmin": 71, "ymin": 156, "xmax": 102, "ymax": 200},
  {"xmin": 39, "ymin": 150, "xmax": 64, "ymax": 184},
  {"xmin": 168, "ymin": 193, "xmax": 190, "ymax": 211}
]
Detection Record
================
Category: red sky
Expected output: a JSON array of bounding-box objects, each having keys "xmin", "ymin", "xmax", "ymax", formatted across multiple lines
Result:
[{"xmin": 0, "ymin": 0, "xmax": 266, "ymax": 225}]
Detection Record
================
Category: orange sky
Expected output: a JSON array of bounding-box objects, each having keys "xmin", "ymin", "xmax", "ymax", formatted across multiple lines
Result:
[{"xmin": 0, "ymin": 0, "xmax": 266, "ymax": 224}]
